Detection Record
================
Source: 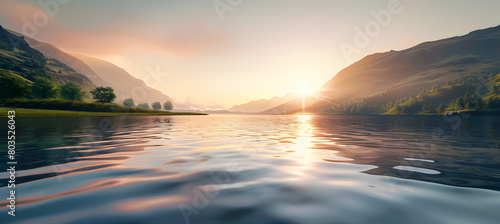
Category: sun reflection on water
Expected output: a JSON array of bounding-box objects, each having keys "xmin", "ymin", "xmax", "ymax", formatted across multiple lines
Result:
[{"xmin": 285, "ymin": 115, "xmax": 317, "ymax": 177}]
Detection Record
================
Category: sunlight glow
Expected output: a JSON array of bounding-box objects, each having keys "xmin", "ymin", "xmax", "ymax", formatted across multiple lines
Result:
[{"xmin": 295, "ymin": 78, "xmax": 315, "ymax": 97}]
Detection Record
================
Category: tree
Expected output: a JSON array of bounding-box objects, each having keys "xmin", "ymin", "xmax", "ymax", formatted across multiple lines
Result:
[
  {"xmin": 32, "ymin": 78, "xmax": 58, "ymax": 99},
  {"xmin": 138, "ymin": 103, "xmax": 150, "ymax": 109},
  {"xmin": 122, "ymin": 98, "xmax": 135, "ymax": 107},
  {"xmin": 437, "ymin": 104, "xmax": 446, "ymax": 114},
  {"xmin": 455, "ymin": 96, "xmax": 465, "ymax": 110},
  {"xmin": 395, "ymin": 104, "xmax": 402, "ymax": 113},
  {"xmin": 431, "ymin": 82, "xmax": 439, "ymax": 91},
  {"xmin": 474, "ymin": 94, "xmax": 485, "ymax": 109},
  {"xmin": 465, "ymin": 101, "xmax": 474, "ymax": 109},
  {"xmin": 492, "ymin": 85, "xmax": 499, "ymax": 94},
  {"xmin": 90, "ymin": 86, "xmax": 116, "ymax": 103},
  {"xmin": 401, "ymin": 106, "xmax": 409, "ymax": 114},
  {"xmin": 464, "ymin": 92, "xmax": 471, "ymax": 102},
  {"xmin": 60, "ymin": 82, "xmax": 85, "ymax": 101},
  {"xmin": 486, "ymin": 97, "xmax": 500, "ymax": 108},
  {"xmin": 152, "ymin": 102, "xmax": 161, "ymax": 110},
  {"xmin": 163, "ymin": 101, "xmax": 173, "ymax": 110},
  {"xmin": 0, "ymin": 74, "xmax": 29, "ymax": 99}
]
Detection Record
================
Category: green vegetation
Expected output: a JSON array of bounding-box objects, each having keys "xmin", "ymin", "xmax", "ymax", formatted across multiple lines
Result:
[
  {"xmin": 0, "ymin": 107, "xmax": 206, "ymax": 117},
  {"xmin": 0, "ymin": 71, "xmax": 187, "ymax": 115},
  {"xmin": 0, "ymin": 72, "xmax": 30, "ymax": 99},
  {"xmin": 329, "ymin": 74, "xmax": 500, "ymax": 115},
  {"xmin": 90, "ymin": 86, "xmax": 116, "ymax": 103},
  {"xmin": 152, "ymin": 102, "xmax": 161, "ymax": 110},
  {"xmin": 0, "ymin": 26, "xmax": 199, "ymax": 116},
  {"xmin": 3, "ymin": 99, "xmax": 169, "ymax": 113},
  {"xmin": 0, "ymin": 26, "xmax": 95, "ymax": 90},
  {"xmin": 123, "ymin": 99, "xmax": 174, "ymax": 112},
  {"xmin": 163, "ymin": 100, "xmax": 173, "ymax": 110},
  {"xmin": 311, "ymin": 24, "xmax": 500, "ymax": 116},
  {"xmin": 60, "ymin": 82, "xmax": 85, "ymax": 101},
  {"xmin": 32, "ymin": 77, "xmax": 58, "ymax": 99},
  {"xmin": 122, "ymin": 98, "xmax": 135, "ymax": 107},
  {"xmin": 138, "ymin": 103, "xmax": 150, "ymax": 109}
]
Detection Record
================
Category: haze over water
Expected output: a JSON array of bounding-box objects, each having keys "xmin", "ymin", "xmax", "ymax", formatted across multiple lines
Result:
[{"xmin": 1, "ymin": 114, "xmax": 500, "ymax": 224}]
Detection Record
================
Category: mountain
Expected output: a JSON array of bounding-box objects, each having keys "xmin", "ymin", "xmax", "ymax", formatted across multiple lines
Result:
[
  {"xmin": 228, "ymin": 93, "xmax": 298, "ymax": 113},
  {"xmin": 269, "ymin": 25, "xmax": 500, "ymax": 114},
  {"xmin": 72, "ymin": 53, "xmax": 172, "ymax": 105},
  {"xmin": 8, "ymin": 29, "xmax": 110, "ymax": 87},
  {"xmin": 263, "ymin": 95, "xmax": 321, "ymax": 114},
  {"xmin": 0, "ymin": 25, "xmax": 95, "ymax": 90},
  {"xmin": 6, "ymin": 28, "xmax": 172, "ymax": 106}
]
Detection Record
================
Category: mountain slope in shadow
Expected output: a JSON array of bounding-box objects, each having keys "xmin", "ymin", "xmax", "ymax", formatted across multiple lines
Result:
[{"xmin": 228, "ymin": 93, "xmax": 299, "ymax": 113}]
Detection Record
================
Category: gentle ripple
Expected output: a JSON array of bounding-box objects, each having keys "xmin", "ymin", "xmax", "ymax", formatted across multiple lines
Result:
[{"xmin": 1, "ymin": 114, "xmax": 500, "ymax": 224}]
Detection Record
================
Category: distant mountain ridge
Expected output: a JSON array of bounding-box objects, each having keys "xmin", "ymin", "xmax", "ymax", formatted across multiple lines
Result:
[
  {"xmin": 228, "ymin": 93, "xmax": 298, "ymax": 113},
  {"xmin": 268, "ymin": 24, "xmax": 500, "ymax": 114}
]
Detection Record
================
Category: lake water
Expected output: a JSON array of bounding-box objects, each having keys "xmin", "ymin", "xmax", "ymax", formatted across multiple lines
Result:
[{"xmin": 1, "ymin": 114, "xmax": 500, "ymax": 224}]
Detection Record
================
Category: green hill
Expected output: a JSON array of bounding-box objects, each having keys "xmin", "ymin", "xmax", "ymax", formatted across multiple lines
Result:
[{"xmin": 0, "ymin": 25, "xmax": 95, "ymax": 91}]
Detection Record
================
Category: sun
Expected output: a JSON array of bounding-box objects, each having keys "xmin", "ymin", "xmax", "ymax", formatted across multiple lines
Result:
[{"xmin": 295, "ymin": 78, "xmax": 315, "ymax": 96}]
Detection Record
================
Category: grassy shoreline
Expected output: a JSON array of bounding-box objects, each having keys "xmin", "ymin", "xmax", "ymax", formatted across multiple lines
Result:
[{"xmin": 0, "ymin": 107, "xmax": 207, "ymax": 117}]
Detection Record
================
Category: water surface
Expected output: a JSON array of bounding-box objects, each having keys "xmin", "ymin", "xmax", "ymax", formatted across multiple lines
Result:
[{"xmin": 1, "ymin": 114, "xmax": 500, "ymax": 224}]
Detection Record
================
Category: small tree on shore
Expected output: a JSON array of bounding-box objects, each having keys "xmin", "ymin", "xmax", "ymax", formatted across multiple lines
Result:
[
  {"xmin": 60, "ymin": 82, "xmax": 85, "ymax": 101},
  {"xmin": 32, "ymin": 78, "xmax": 58, "ymax": 99},
  {"xmin": 138, "ymin": 103, "xmax": 150, "ymax": 109},
  {"xmin": 91, "ymin": 86, "xmax": 116, "ymax": 103},
  {"xmin": 152, "ymin": 102, "xmax": 161, "ymax": 110},
  {"xmin": 122, "ymin": 98, "xmax": 135, "ymax": 107},
  {"xmin": 163, "ymin": 101, "xmax": 173, "ymax": 110}
]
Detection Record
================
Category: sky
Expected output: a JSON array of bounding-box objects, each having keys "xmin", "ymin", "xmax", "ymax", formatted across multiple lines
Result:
[{"xmin": 1, "ymin": 0, "xmax": 500, "ymax": 108}]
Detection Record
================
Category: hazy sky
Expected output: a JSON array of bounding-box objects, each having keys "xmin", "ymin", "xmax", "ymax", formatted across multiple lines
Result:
[{"xmin": 1, "ymin": 0, "xmax": 500, "ymax": 108}]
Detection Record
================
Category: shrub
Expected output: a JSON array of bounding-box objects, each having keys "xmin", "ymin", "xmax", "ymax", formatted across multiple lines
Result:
[
  {"xmin": 137, "ymin": 103, "xmax": 150, "ymax": 109},
  {"xmin": 60, "ymin": 82, "xmax": 85, "ymax": 101},
  {"xmin": 32, "ymin": 78, "xmax": 58, "ymax": 99},
  {"xmin": 163, "ymin": 101, "xmax": 173, "ymax": 110},
  {"xmin": 152, "ymin": 102, "xmax": 161, "ymax": 110},
  {"xmin": 91, "ymin": 86, "xmax": 116, "ymax": 103},
  {"xmin": 122, "ymin": 98, "xmax": 135, "ymax": 107},
  {"xmin": 3, "ymin": 99, "xmax": 165, "ymax": 113}
]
